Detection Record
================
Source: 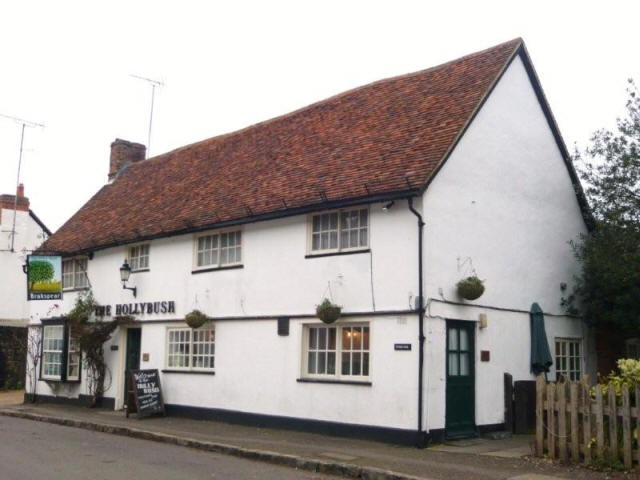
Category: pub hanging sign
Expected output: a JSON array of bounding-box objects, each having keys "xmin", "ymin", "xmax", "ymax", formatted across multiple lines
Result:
[{"xmin": 26, "ymin": 255, "xmax": 62, "ymax": 301}]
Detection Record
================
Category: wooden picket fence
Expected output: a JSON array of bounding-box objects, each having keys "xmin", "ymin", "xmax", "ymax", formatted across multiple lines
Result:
[{"xmin": 536, "ymin": 375, "xmax": 640, "ymax": 468}]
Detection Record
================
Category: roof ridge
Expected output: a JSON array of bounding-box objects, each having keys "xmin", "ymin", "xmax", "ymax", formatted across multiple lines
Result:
[{"xmin": 135, "ymin": 38, "xmax": 523, "ymax": 169}]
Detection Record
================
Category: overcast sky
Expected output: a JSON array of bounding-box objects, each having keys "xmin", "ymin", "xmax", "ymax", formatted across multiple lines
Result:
[{"xmin": 1, "ymin": 1, "xmax": 639, "ymax": 232}]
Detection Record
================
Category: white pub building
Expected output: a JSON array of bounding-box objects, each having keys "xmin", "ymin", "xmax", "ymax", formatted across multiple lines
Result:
[{"xmin": 27, "ymin": 38, "xmax": 595, "ymax": 444}]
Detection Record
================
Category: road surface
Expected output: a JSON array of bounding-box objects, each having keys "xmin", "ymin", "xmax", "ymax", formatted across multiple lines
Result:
[{"xmin": 0, "ymin": 415, "xmax": 337, "ymax": 479}]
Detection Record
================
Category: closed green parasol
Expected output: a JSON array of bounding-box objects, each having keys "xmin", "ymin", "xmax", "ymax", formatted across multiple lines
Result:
[{"xmin": 530, "ymin": 302, "xmax": 553, "ymax": 375}]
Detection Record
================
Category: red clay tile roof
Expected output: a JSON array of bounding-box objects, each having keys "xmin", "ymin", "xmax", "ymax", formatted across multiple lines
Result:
[{"xmin": 43, "ymin": 38, "xmax": 523, "ymax": 254}]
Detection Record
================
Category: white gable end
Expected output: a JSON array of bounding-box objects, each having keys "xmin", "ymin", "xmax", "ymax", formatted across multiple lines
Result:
[
  {"xmin": 423, "ymin": 54, "xmax": 587, "ymax": 311},
  {"xmin": 421, "ymin": 54, "xmax": 593, "ymax": 429}
]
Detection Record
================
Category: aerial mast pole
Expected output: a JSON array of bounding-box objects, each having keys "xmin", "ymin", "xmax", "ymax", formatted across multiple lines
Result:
[
  {"xmin": 130, "ymin": 75, "xmax": 164, "ymax": 158},
  {"xmin": 0, "ymin": 113, "xmax": 44, "ymax": 252}
]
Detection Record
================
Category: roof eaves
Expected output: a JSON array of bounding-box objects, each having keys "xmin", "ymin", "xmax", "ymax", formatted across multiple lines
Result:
[{"xmin": 42, "ymin": 187, "xmax": 421, "ymax": 256}]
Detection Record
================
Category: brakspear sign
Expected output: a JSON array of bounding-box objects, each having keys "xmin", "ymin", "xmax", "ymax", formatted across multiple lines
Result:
[{"xmin": 27, "ymin": 255, "xmax": 62, "ymax": 300}]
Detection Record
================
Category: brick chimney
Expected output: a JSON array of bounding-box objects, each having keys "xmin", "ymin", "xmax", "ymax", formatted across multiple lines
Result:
[
  {"xmin": 108, "ymin": 139, "xmax": 146, "ymax": 181},
  {"xmin": 0, "ymin": 183, "xmax": 29, "ymax": 211}
]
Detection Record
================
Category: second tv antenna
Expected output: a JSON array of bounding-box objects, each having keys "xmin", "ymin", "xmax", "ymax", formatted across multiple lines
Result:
[{"xmin": 130, "ymin": 74, "xmax": 164, "ymax": 157}]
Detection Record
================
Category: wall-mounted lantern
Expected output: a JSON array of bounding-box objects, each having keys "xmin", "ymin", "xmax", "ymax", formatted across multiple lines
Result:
[{"xmin": 119, "ymin": 259, "xmax": 137, "ymax": 297}]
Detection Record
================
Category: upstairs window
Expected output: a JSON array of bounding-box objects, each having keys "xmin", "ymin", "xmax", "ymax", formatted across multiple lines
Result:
[
  {"xmin": 129, "ymin": 244, "xmax": 150, "ymax": 271},
  {"xmin": 194, "ymin": 230, "xmax": 242, "ymax": 269},
  {"xmin": 310, "ymin": 208, "xmax": 368, "ymax": 253},
  {"xmin": 62, "ymin": 258, "xmax": 88, "ymax": 290}
]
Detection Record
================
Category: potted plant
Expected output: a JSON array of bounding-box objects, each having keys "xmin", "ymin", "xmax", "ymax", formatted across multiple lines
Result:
[
  {"xmin": 316, "ymin": 299, "xmax": 342, "ymax": 324},
  {"xmin": 456, "ymin": 276, "xmax": 485, "ymax": 301},
  {"xmin": 185, "ymin": 309, "xmax": 208, "ymax": 329}
]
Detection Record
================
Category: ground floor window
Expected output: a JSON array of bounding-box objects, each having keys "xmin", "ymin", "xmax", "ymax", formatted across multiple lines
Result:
[
  {"xmin": 41, "ymin": 319, "xmax": 81, "ymax": 382},
  {"xmin": 166, "ymin": 327, "xmax": 215, "ymax": 371},
  {"xmin": 42, "ymin": 325, "xmax": 64, "ymax": 379},
  {"xmin": 555, "ymin": 338, "xmax": 582, "ymax": 381},
  {"xmin": 626, "ymin": 338, "xmax": 640, "ymax": 360},
  {"xmin": 303, "ymin": 323, "xmax": 369, "ymax": 379}
]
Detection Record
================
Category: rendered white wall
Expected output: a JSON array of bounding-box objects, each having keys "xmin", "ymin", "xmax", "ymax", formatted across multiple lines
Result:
[
  {"xmin": 420, "ymin": 54, "xmax": 593, "ymax": 430},
  {"xmin": 26, "ymin": 54, "xmax": 594, "ymax": 435},
  {"xmin": 0, "ymin": 208, "xmax": 48, "ymax": 322}
]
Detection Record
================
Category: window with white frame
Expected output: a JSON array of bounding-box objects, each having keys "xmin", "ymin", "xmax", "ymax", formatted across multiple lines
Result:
[
  {"xmin": 66, "ymin": 331, "xmax": 80, "ymax": 381},
  {"xmin": 303, "ymin": 324, "xmax": 370, "ymax": 379},
  {"xmin": 166, "ymin": 327, "xmax": 215, "ymax": 370},
  {"xmin": 310, "ymin": 208, "xmax": 368, "ymax": 253},
  {"xmin": 41, "ymin": 321, "xmax": 81, "ymax": 382},
  {"xmin": 42, "ymin": 325, "xmax": 64, "ymax": 379},
  {"xmin": 194, "ymin": 230, "xmax": 242, "ymax": 268},
  {"xmin": 129, "ymin": 244, "xmax": 150, "ymax": 271},
  {"xmin": 62, "ymin": 258, "xmax": 88, "ymax": 290},
  {"xmin": 626, "ymin": 338, "xmax": 640, "ymax": 360},
  {"xmin": 555, "ymin": 338, "xmax": 582, "ymax": 381}
]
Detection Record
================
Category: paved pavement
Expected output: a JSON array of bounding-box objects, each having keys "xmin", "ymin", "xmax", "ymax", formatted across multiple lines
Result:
[
  {"xmin": 0, "ymin": 392, "xmax": 630, "ymax": 479},
  {"xmin": 0, "ymin": 415, "xmax": 334, "ymax": 480}
]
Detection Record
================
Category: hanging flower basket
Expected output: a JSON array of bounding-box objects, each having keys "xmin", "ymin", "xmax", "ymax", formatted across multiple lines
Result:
[
  {"xmin": 456, "ymin": 276, "xmax": 485, "ymax": 301},
  {"xmin": 185, "ymin": 309, "xmax": 208, "ymax": 329},
  {"xmin": 316, "ymin": 299, "xmax": 342, "ymax": 324}
]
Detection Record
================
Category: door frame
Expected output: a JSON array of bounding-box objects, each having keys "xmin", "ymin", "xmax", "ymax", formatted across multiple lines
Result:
[
  {"xmin": 445, "ymin": 319, "xmax": 477, "ymax": 438},
  {"xmin": 114, "ymin": 325, "xmax": 140, "ymax": 410}
]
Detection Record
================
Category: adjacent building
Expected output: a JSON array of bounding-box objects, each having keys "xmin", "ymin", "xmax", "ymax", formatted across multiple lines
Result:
[
  {"xmin": 0, "ymin": 184, "xmax": 50, "ymax": 387},
  {"xmin": 27, "ymin": 38, "xmax": 595, "ymax": 443}
]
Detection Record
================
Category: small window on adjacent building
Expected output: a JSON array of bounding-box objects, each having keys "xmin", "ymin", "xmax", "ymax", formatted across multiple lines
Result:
[
  {"xmin": 309, "ymin": 208, "xmax": 368, "ymax": 253},
  {"xmin": 129, "ymin": 244, "xmax": 150, "ymax": 271},
  {"xmin": 303, "ymin": 323, "xmax": 370, "ymax": 379},
  {"xmin": 62, "ymin": 258, "xmax": 88, "ymax": 290},
  {"xmin": 194, "ymin": 230, "xmax": 242, "ymax": 269},
  {"xmin": 555, "ymin": 338, "xmax": 582, "ymax": 381},
  {"xmin": 166, "ymin": 327, "xmax": 215, "ymax": 371}
]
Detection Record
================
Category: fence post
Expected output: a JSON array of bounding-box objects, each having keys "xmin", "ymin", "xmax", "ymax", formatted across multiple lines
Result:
[
  {"xmin": 558, "ymin": 381, "xmax": 568, "ymax": 462},
  {"xmin": 547, "ymin": 382, "xmax": 556, "ymax": 460},
  {"xmin": 582, "ymin": 377, "xmax": 591, "ymax": 465},
  {"xmin": 595, "ymin": 385, "xmax": 604, "ymax": 460},
  {"xmin": 536, "ymin": 375, "xmax": 545, "ymax": 456},
  {"xmin": 608, "ymin": 387, "xmax": 618, "ymax": 461},
  {"xmin": 621, "ymin": 385, "xmax": 631, "ymax": 469},
  {"xmin": 570, "ymin": 382, "xmax": 579, "ymax": 462}
]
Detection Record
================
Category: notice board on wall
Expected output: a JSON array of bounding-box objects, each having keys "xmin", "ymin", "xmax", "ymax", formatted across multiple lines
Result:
[{"xmin": 126, "ymin": 369, "xmax": 165, "ymax": 419}]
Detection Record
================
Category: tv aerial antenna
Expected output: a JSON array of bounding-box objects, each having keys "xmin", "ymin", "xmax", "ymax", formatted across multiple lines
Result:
[
  {"xmin": 0, "ymin": 113, "xmax": 44, "ymax": 252},
  {"xmin": 130, "ymin": 74, "xmax": 164, "ymax": 158}
]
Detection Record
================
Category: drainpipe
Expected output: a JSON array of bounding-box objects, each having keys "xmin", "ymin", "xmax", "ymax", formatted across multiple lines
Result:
[{"xmin": 407, "ymin": 197, "xmax": 426, "ymax": 447}]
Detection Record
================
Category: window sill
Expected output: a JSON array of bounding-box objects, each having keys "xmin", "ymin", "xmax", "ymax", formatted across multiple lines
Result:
[
  {"xmin": 131, "ymin": 269, "xmax": 150, "ymax": 274},
  {"xmin": 62, "ymin": 287, "xmax": 90, "ymax": 293},
  {"xmin": 161, "ymin": 369, "xmax": 216, "ymax": 375},
  {"xmin": 40, "ymin": 378, "xmax": 81, "ymax": 384},
  {"xmin": 305, "ymin": 249, "xmax": 370, "ymax": 259},
  {"xmin": 296, "ymin": 378, "xmax": 371, "ymax": 386},
  {"xmin": 191, "ymin": 264, "xmax": 243, "ymax": 274}
]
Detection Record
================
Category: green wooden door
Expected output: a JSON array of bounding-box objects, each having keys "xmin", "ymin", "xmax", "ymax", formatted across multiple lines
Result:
[
  {"xmin": 123, "ymin": 328, "xmax": 141, "ymax": 403},
  {"xmin": 445, "ymin": 321, "xmax": 476, "ymax": 438}
]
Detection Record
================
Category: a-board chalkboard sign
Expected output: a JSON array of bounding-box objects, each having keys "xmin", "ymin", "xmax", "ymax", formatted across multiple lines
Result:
[{"xmin": 126, "ymin": 369, "xmax": 165, "ymax": 419}]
